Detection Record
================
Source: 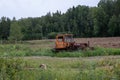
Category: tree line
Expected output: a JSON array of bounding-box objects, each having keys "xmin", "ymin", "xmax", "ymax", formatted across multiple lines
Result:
[{"xmin": 0, "ymin": 0, "xmax": 120, "ymax": 41}]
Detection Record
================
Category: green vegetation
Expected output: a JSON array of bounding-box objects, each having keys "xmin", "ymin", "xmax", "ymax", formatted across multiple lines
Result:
[
  {"xmin": 0, "ymin": 0, "xmax": 120, "ymax": 41},
  {"xmin": 0, "ymin": 44, "xmax": 120, "ymax": 57},
  {"xmin": 0, "ymin": 56, "xmax": 120, "ymax": 80},
  {"xmin": 0, "ymin": 57, "xmax": 24, "ymax": 80},
  {"xmin": 0, "ymin": 41, "xmax": 120, "ymax": 80},
  {"xmin": 0, "ymin": 0, "xmax": 120, "ymax": 79}
]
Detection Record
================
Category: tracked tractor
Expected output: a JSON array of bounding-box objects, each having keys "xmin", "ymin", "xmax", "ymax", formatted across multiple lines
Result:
[{"xmin": 53, "ymin": 34, "xmax": 90, "ymax": 52}]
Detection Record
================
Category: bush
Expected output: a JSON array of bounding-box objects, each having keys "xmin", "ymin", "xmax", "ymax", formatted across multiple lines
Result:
[
  {"xmin": 47, "ymin": 32, "xmax": 57, "ymax": 39},
  {"xmin": 0, "ymin": 58, "xmax": 24, "ymax": 80}
]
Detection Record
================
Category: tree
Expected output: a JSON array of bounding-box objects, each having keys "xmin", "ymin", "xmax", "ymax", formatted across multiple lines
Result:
[
  {"xmin": 1, "ymin": 0, "xmax": 119, "ymax": 40},
  {"xmin": 0, "ymin": 17, "xmax": 11, "ymax": 40},
  {"xmin": 108, "ymin": 15, "xmax": 120, "ymax": 36},
  {"xmin": 93, "ymin": 7, "xmax": 109, "ymax": 37},
  {"xmin": 34, "ymin": 24, "xmax": 43, "ymax": 39},
  {"xmin": 98, "ymin": 0, "xmax": 115, "ymax": 17},
  {"xmin": 9, "ymin": 21, "xmax": 23, "ymax": 41},
  {"xmin": 114, "ymin": 0, "xmax": 120, "ymax": 16}
]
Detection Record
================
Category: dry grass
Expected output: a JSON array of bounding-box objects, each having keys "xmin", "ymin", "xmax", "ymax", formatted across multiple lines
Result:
[{"xmin": 25, "ymin": 39, "xmax": 54, "ymax": 50}]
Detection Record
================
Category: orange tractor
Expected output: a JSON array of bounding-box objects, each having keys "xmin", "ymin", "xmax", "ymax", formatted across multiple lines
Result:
[{"xmin": 53, "ymin": 34, "xmax": 90, "ymax": 52}]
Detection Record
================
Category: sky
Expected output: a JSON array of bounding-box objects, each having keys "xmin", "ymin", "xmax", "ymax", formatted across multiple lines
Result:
[{"xmin": 0, "ymin": 0, "xmax": 100, "ymax": 19}]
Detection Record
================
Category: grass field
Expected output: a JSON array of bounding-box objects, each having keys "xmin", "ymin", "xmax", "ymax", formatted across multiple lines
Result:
[
  {"xmin": 0, "ymin": 56, "xmax": 120, "ymax": 80},
  {"xmin": 0, "ymin": 37, "xmax": 120, "ymax": 80},
  {"xmin": 0, "ymin": 42, "xmax": 120, "ymax": 57}
]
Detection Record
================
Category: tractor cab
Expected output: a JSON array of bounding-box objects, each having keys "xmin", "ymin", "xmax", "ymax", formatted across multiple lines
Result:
[
  {"xmin": 55, "ymin": 34, "xmax": 74, "ymax": 50},
  {"xmin": 64, "ymin": 35, "xmax": 74, "ymax": 43}
]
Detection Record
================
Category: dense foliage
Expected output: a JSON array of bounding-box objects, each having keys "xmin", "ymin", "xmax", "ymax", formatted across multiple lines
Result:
[
  {"xmin": 0, "ymin": 0, "xmax": 120, "ymax": 40},
  {"xmin": 0, "ymin": 58, "xmax": 24, "ymax": 80}
]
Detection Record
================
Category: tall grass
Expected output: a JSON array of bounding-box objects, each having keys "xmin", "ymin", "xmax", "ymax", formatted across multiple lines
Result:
[
  {"xmin": 52, "ymin": 47, "xmax": 120, "ymax": 57},
  {"xmin": 15, "ymin": 57, "xmax": 120, "ymax": 80},
  {"xmin": 0, "ymin": 44, "xmax": 32, "ymax": 57},
  {"xmin": 0, "ymin": 44, "xmax": 120, "ymax": 57},
  {"xmin": 83, "ymin": 47, "xmax": 120, "ymax": 57},
  {"xmin": 0, "ymin": 54, "xmax": 120, "ymax": 80}
]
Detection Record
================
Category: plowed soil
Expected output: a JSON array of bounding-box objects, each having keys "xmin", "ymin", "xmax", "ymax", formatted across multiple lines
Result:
[{"xmin": 74, "ymin": 37, "xmax": 120, "ymax": 48}]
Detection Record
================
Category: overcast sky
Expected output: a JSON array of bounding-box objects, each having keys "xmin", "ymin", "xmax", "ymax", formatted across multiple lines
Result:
[{"xmin": 0, "ymin": 0, "xmax": 100, "ymax": 19}]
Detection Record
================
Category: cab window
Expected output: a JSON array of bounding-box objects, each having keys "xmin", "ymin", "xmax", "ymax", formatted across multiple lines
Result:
[
  {"xmin": 65, "ymin": 36, "xmax": 74, "ymax": 42},
  {"xmin": 58, "ymin": 36, "xmax": 63, "ymax": 42}
]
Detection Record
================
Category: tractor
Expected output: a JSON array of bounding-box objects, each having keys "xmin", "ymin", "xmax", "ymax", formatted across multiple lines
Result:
[{"xmin": 53, "ymin": 34, "xmax": 90, "ymax": 52}]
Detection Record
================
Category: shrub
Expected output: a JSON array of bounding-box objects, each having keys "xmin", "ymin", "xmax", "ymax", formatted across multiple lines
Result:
[
  {"xmin": 47, "ymin": 32, "xmax": 57, "ymax": 39},
  {"xmin": 0, "ymin": 57, "xmax": 24, "ymax": 80}
]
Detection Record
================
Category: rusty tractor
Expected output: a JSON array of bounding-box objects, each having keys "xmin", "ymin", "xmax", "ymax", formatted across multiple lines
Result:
[{"xmin": 53, "ymin": 34, "xmax": 91, "ymax": 52}]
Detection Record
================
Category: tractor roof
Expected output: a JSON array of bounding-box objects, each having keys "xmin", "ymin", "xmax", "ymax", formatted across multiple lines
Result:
[{"xmin": 57, "ymin": 34, "xmax": 73, "ymax": 37}]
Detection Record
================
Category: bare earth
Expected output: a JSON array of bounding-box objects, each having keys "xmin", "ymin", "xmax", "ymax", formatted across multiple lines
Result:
[{"xmin": 74, "ymin": 37, "xmax": 120, "ymax": 48}]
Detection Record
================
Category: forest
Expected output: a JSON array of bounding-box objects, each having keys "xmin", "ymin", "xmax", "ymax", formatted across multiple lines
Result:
[{"xmin": 0, "ymin": 0, "xmax": 120, "ymax": 40}]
